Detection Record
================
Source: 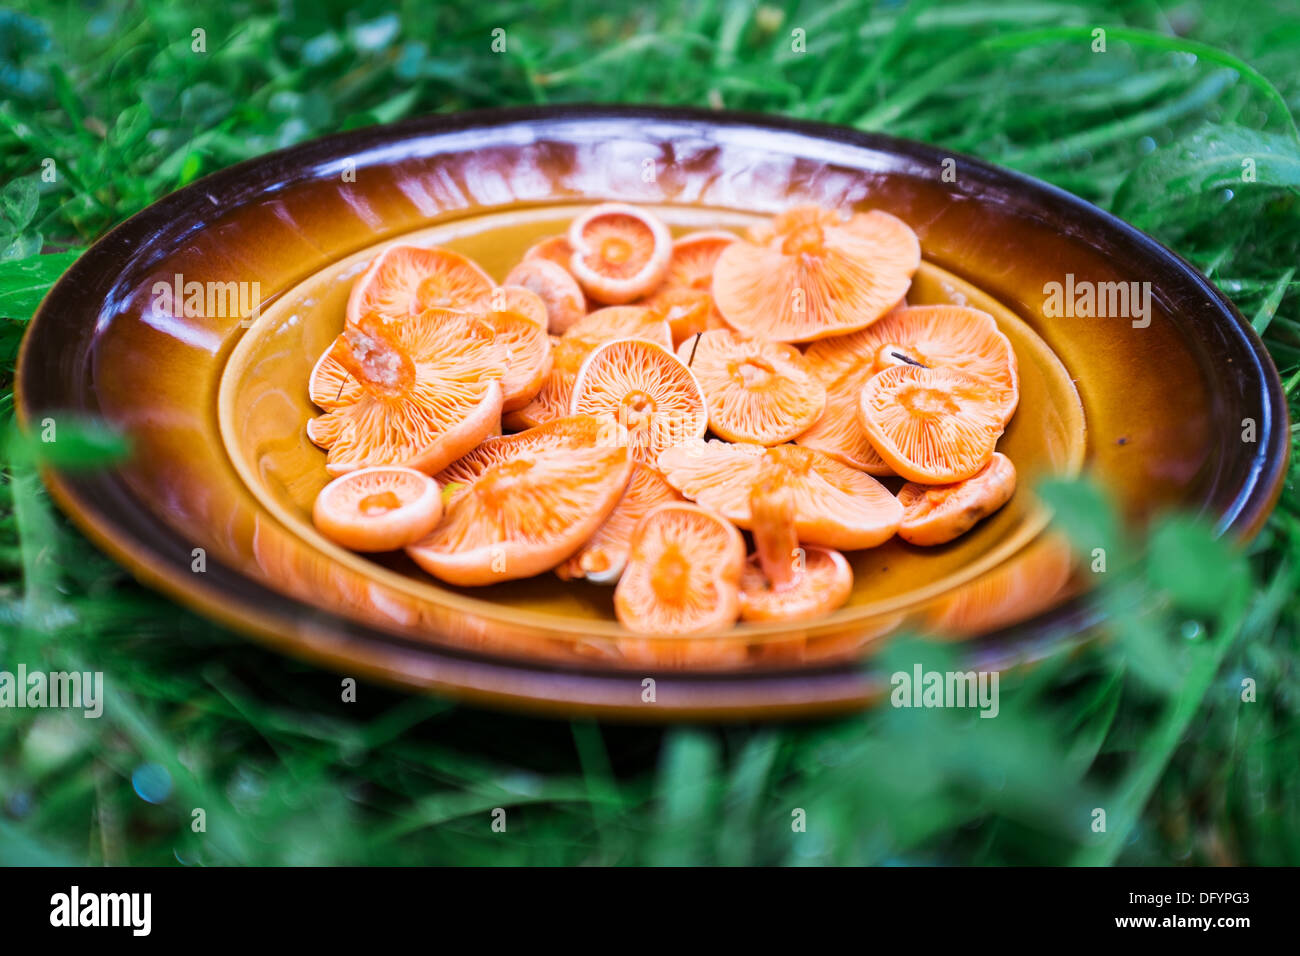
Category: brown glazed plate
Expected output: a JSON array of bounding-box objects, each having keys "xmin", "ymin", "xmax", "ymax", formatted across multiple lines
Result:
[{"xmin": 16, "ymin": 106, "xmax": 1288, "ymax": 720}]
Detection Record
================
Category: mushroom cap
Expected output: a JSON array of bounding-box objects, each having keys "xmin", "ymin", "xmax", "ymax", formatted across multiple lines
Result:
[
  {"xmin": 557, "ymin": 463, "xmax": 683, "ymax": 584},
  {"xmin": 407, "ymin": 443, "xmax": 633, "ymax": 586},
  {"xmin": 858, "ymin": 364, "xmax": 1012, "ymax": 483},
  {"xmin": 713, "ymin": 205, "xmax": 920, "ymax": 343},
  {"xmin": 306, "ymin": 310, "xmax": 505, "ymax": 476},
  {"xmin": 479, "ymin": 304, "xmax": 553, "ymax": 412},
  {"xmin": 503, "ymin": 257, "xmax": 587, "ymax": 335},
  {"xmin": 570, "ymin": 337, "xmax": 708, "ymax": 464},
  {"xmin": 567, "ymin": 202, "xmax": 673, "ymax": 304},
  {"xmin": 739, "ymin": 546, "xmax": 854, "ymax": 622},
  {"xmin": 897, "ymin": 452, "xmax": 1017, "ymax": 546},
  {"xmin": 312, "ymin": 466, "xmax": 442, "ymax": 552},
  {"xmin": 657, "ymin": 440, "xmax": 902, "ymax": 550},
  {"xmin": 436, "ymin": 414, "xmax": 609, "ymax": 488},
  {"xmin": 504, "ymin": 307, "xmax": 672, "ymax": 429},
  {"xmin": 680, "ymin": 328, "xmax": 826, "ymax": 445},
  {"xmin": 347, "ymin": 244, "xmax": 493, "ymax": 324},
  {"xmin": 614, "ymin": 502, "xmax": 746, "ymax": 635}
]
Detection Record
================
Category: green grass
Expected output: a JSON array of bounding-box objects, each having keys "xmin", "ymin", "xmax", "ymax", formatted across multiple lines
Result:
[{"xmin": 1, "ymin": 0, "xmax": 1299, "ymax": 865}]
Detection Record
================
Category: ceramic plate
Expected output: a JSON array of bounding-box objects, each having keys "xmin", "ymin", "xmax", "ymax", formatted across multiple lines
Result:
[{"xmin": 17, "ymin": 106, "xmax": 1288, "ymax": 719}]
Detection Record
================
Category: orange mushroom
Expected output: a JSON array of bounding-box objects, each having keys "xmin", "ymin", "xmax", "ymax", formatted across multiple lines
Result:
[
  {"xmin": 642, "ymin": 230, "xmax": 737, "ymax": 344},
  {"xmin": 799, "ymin": 305, "xmax": 1020, "ymax": 467},
  {"xmin": 679, "ymin": 328, "xmax": 826, "ymax": 445},
  {"xmin": 306, "ymin": 310, "xmax": 504, "ymax": 476},
  {"xmin": 657, "ymin": 231, "xmax": 737, "ymax": 295},
  {"xmin": 564, "ymin": 306, "xmax": 673, "ymax": 348},
  {"xmin": 736, "ymin": 472, "xmax": 854, "ymax": 622},
  {"xmin": 347, "ymin": 245, "xmax": 493, "ymax": 324},
  {"xmin": 614, "ymin": 502, "xmax": 745, "ymax": 634},
  {"xmin": 793, "ymin": 372, "xmax": 895, "ymax": 475},
  {"xmin": 570, "ymin": 337, "xmax": 708, "ymax": 463},
  {"xmin": 644, "ymin": 288, "xmax": 718, "ymax": 347},
  {"xmin": 740, "ymin": 548, "xmax": 854, "ymax": 623},
  {"xmin": 494, "ymin": 284, "xmax": 550, "ymax": 328},
  {"xmin": 712, "ymin": 205, "xmax": 920, "ymax": 342},
  {"xmin": 504, "ymin": 307, "xmax": 673, "ymax": 430},
  {"xmin": 407, "ymin": 443, "xmax": 633, "ymax": 586},
  {"xmin": 567, "ymin": 203, "xmax": 672, "ymax": 304},
  {"xmin": 897, "ymin": 451, "xmax": 1017, "ymax": 546},
  {"xmin": 657, "ymin": 440, "xmax": 902, "ymax": 550},
  {"xmin": 312, "ymin": 466, "xmax": 442, "ymax": 552},
  {"xmin": 308, "ymin": 337, "xmax": 363, "ymax": 411},
  {"xmin": 523, "ymin": 234, "xmax": 576, "ymax": 269},
  {"xmin": 479, "ymin": 303, "xmax": 552, "ymax": 413},
  {"xmin": 857, "ymin": 364, "xmax": 1012, "ymax": 483},
  {"xmin": 436, "ymin": 414, "xmax": 607, "ymax": 488},
  {"xmin": 503, "ymin": 257, "xmax": 586, "ymax": 334},
  {"xmin": 557, "ymin": 463, "xmax": 683, "ymax": 583}
]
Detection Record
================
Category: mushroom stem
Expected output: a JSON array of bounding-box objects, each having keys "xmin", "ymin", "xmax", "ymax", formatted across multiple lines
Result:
[
  {"xmin": 335, "ymin": 314, "xmax": 417, "ymax": 396},
  {"xmin": 749, "ymin": 477, "xmax": 801, "ymax": 593}
]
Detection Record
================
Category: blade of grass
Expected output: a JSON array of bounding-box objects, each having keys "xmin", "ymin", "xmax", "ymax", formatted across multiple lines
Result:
[{"xmin": 856, "ymin": 25, "xmax": 1299, "ymax": 142}]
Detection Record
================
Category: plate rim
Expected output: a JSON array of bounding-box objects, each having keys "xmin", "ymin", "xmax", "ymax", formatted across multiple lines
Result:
[{"xmin": 15, "ymin": 104, "xmax": 1290, "ymax": 718}]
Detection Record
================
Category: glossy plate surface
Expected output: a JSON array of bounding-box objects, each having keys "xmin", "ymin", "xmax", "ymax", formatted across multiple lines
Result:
[{"xmin": 16, "ymin": 106, "xmax": 1287, "ymax": 719}]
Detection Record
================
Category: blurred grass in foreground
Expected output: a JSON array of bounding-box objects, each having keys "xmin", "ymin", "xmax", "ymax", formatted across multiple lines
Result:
[{"xmin": 1, "ymin": 0, "xmax": 1298, "ymax": 864}]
